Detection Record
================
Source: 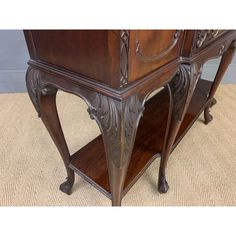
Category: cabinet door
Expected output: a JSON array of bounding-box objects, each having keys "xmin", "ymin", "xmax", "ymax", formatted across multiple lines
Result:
[{"xmin": 128, "ymin": 30, "xmax": 184, "ymax": 82}]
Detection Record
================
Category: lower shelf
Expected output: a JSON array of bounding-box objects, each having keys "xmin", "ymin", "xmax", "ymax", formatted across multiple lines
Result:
[{"xmin": 69, "ymin": 79, "xmax": 213, "ymax": 199}]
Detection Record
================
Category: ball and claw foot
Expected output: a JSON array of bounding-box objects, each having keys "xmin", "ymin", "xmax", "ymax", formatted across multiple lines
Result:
[
  {"xmin": 210, "ymin": 98, "xmax": 217, "ymax": 107},
  {"xmin": 59, "ymin": 178, "xmax": 73, "ymax": 195},
  {"xmin": 158, "ymin": 175, "xmax": 169, "ymax": 194},
  {"xmin": 204, "ymin": 107, "xmax": 213, "ymax": 125},
  {"xmin": 204, "ymin": 98, "xmax": 217, "ymax": 125}
]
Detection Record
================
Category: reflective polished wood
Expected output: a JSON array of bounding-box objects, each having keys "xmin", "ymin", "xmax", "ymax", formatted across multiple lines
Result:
[{"xmin": 24, "ymin": 30, "xmax": 236, "ymax": 206}]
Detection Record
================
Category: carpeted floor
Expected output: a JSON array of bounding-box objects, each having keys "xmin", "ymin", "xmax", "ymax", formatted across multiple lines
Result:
[{"xmin": 0, "ymin": 84, "xmax": 236, "ymax": 206}]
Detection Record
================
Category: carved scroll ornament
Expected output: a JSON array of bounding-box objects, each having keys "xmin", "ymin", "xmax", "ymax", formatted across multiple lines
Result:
[
  {"xmin": 120, "ymin": 30, "xmax": 130, "ymax": 87},
  {"xmin": 168, "ymin": 64, "xmax": 191, "ymax": 121},
  {"xmin": 195, "ymin": 30, "xmax": 222, "ymax": 48}
]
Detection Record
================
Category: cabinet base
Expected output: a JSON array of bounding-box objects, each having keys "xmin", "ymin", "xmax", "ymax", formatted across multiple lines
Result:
[{"xmin": 69, "ymin": 79, "xmax": 213, "ymax": 199}]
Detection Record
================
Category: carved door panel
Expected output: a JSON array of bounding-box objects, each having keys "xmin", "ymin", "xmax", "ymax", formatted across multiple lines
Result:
[
  {"xmin": 128, "ymin": 30, "xmax": 184, "ymax": 82},
  {"xmin": 191, "ymin": 30, "xmax": 227, "ymax": 55}
]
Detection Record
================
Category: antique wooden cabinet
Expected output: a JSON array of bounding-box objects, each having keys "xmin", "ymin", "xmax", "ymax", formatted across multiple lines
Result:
[{"xmin": 24, "ymin": 30, "xmax": 236, "ymax": 206}]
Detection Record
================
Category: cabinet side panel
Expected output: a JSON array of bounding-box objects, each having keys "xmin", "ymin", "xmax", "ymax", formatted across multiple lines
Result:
[{"xmin": 25, "ymin": 30, "xmax": 120, "ymax": 88}]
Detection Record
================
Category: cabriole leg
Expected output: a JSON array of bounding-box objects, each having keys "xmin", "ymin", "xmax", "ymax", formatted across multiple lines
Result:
[
  {"xmin": 158, "ymin": 63, "xmax": 199, "ymax": 193},
  {"xmin": 204, "ymin": 40, "xmax": 236, "ymax": 125},
  {"xmin": 88, "ymin": 94, "xmax": 144, "ymax": 206},
  {"xmin": 26, "ymin": 67, "xmax": 75, "ymax": 195}
]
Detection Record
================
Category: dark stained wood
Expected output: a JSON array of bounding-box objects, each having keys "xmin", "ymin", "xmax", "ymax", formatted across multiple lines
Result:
[
  {"xmin": 181, "ymin": 30, "xmax": 195, "ymax": 57},
  {"xmin": 25, "ymin": 30, "xmax": 185, "ymax": 89},
  {"xmin": 182, "ymin": 30, "xmax": 234, "ymax": 58},
  {"xmin": 25, "ymin": 67, "xmax": 75, "ymax": 194},
  {"xmin": 24, "ymin": 30, "xmax": 236, "ymax": 206},
  {"xmin": 26, "ymin": 30, "xmax": 121, "ymax": 88},
  {"xmin": 191, "ymin": 30, "xmax": 227, "ymax": 55},
  {"xmin": 157, "ymin": 63, "xmax": 195, "ymax": 193},
  {"xmin": 85, "ymin": 93, "xmax": 145, "ymax": 206},
  {"xmin": 129, "ymin": 30, "xmax": 184, "ymax": 81},
  {"xmin": 69, "ymin": 79, "xmax": 212, "ymax": 199}
]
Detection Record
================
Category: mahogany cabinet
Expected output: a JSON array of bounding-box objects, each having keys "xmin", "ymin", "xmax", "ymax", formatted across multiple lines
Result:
[{"xmin": 24, "ymin": 30, "xmax": 236, "ymax": 206}]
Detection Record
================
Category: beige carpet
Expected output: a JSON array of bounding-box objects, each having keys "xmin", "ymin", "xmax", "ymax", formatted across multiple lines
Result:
[{"xmin": 0, "ymin": 84, "xmax": 236, "ymax": 206}]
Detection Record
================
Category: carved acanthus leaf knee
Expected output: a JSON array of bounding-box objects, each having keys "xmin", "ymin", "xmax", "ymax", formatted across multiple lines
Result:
[
  {"xmin": 168, "ymin": 63, "xmax": 201, "ymax": 122},
  {"xmin": 25, "ymin": 66, "xmax": 57, "ymax": 117},
  {"xmin": 168, "ymin": 64, "xmax": 191, "ymax": 121},
  {"xmin": 87, "ymin": 93, "xmax": 144, "ymax": 168}
]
